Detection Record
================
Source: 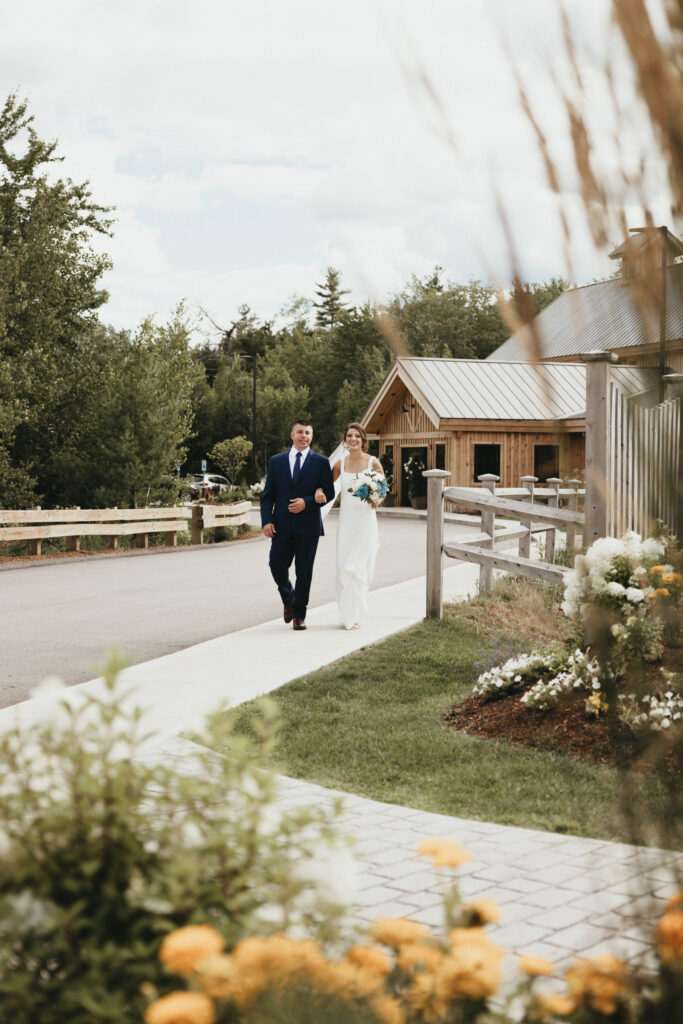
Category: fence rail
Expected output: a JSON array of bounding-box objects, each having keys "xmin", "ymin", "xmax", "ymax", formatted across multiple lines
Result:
[
  {"xmin": 425, "ymin": 471, "xmax": 585, "ymax": 618},
  {"xmin": 0, "ymin": 502, "xmax": 251, "ymax": 555}
]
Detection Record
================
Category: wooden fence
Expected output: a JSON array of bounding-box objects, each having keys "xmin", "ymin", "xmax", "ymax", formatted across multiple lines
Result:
[
  {"xmin": 425, "ymin": 471, "xmax": 585, "ymax": 618},
  {"xmin": 0, "ymin": 502, "xmax": 251, "ymax": 555},
  {"xmin": 584, "ymin": 354, "xmax": 682, "ymax": 544}
]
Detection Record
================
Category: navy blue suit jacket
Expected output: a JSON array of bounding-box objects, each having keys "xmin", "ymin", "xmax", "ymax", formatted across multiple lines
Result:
[{"xmin": 260, "ymin": 450, "xmax": 335, "ymax": 537}]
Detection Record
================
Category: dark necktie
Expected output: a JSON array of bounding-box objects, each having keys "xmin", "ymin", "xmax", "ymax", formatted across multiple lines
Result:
[{"xmin": 293, "ymin": 450, "xmax": 302, "ymax": 483}]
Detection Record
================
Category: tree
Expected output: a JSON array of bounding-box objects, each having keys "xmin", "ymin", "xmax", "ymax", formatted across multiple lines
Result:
[
  {"xmin": 209, "ymin": 436, "xmax": 253, "ymax": 486},
  {"xmin": 75, "ymin": 307, "xmax": 200, "ymax": 508},
  {"xmin": 0, "ymin": 92, "xmax": 113, "ymax": 507},
  {"xmin": 313, "ymin": 267, "xmax": 350, "ymax": 329}
]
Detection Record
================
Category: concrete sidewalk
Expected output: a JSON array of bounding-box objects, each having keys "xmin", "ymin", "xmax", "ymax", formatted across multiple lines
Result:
[{"xmin": 2, "ymin": 557, "xmax": 681, "ymax": 970}]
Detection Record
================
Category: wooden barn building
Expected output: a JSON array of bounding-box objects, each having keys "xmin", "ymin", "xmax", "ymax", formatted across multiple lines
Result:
[{"xmin": 362, "ymin": 357, "xmax": 655, "ymax": 506}]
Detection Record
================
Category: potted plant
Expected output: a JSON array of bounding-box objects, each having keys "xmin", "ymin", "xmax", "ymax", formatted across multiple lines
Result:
[{"xmin": 404, "ymin": 453, "xmax": 427, "ymax": 508}]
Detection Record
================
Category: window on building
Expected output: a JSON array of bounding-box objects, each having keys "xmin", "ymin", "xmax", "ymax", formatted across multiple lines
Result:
[
  {"xmin": 368, "ymin": 439, "xmax": 379, "ymax": 457},
  {"xmin": 435, "ymin": 443, "xmax": 446, "ymax": 470},
  {"xmin": 473, "ymin": 444, "xmax": 500, "ymax": 481},
  {"xmin": 534, "ymin": 444, "xmax": 560, "ymax": 481}
]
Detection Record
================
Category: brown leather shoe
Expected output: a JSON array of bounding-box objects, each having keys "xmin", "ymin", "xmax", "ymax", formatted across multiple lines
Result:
[
  {"xmin": 283, "ymin": 601, "xmax": 294, "ymax": 623},
  {"xmin": 293, "ymin": 618, "xmax": 307, "ymax": 631}
]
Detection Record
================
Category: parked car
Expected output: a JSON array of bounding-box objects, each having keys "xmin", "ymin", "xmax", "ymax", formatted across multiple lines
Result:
[{"xmin": 189, "ymin": 473, "xmax": 230, "ymax": 497}]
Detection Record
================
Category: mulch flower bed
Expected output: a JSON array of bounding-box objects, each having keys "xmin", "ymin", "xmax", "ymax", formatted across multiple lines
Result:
[{"xmin": 445, "ymin": 646, "xmax": 683, "ymax": 773}]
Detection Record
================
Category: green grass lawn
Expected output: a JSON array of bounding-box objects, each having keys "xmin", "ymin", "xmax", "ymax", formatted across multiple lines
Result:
[{"xmin": 219, "ymin": 580, "xmax": 679, "ymax": 848}]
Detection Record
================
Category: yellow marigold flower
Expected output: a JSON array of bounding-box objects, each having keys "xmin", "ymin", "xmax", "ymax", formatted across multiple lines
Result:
[
  {"xmin": 651, "ymin": 565, "xmax": 667, "ymax": 574},
  {"xmin": 406, "ymin": 971, "xmax": 448, "ymax": 1021},
  {"xmin": 536, "ymin": 993, "xmax": 576, "ymax": 1016},
  {"xmin": 662, "ymin": 572, "xmax": 681, "ymax": 585},
  {"xmin": 665, "ymin": 892, "xmax": 683, "ymax": 913},
  {"xmin": 518, "ymin": 954, "xmax": 554, "ymax": 976},
  {"xmin": 145, "ymin": 991, "xmax": 215, "ymax": 1024},
  {"xmin": 346, "ymin": 945, "xmax": 391, "ymax": 977},
  {"xmin": 397, "ymin": 942, "xmax": 444, "ymax": 973},
  {"xmin": 463, "ymin": 899, "xmax": 500, "ymax": 925},
  {"xmin": 371, "ymin": 917, "xmax": 430, "ymax": 948},
  {"xmin": 370, "ymin": 994, "xmax": 405, "ymax": 1024},
  {"xmin": 159, "ymin": 926, "xmax": 225, "ymax": 977},
  {"xmin": 565, "ymin": 955, "xmax": 628, "ymax": 1015},
  {"xmin": 437, "ymin": 941, "xmax": 504, "ymax": 1000},
  {"xmin": 449, "ymin": 926, "xmax": 490, "ymax": 947},
  {"xmin": 314, "ymin": 960, "xmax": 384, "ymax": 999},
  {"xmin": 418, "ymin": 837, "xmax": 473, "ymax": 868},
  {"xmin": 656, "ymin": 909, "xmax": 683, "ymax": 964}
]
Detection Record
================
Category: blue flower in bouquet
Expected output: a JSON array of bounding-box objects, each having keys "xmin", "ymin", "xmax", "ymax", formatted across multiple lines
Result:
[{"xmin": 348, "ymin": 470, "xmax": 388, "ymax": 504}]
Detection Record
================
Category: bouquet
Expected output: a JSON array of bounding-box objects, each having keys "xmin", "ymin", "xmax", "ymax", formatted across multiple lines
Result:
[{"xmin": 348, "ymin": 470, "xmax": 389, "ymax": 504}]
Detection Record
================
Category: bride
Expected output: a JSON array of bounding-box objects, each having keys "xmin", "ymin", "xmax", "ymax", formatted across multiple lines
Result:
[{"xmin": 315, "ymin": 422, "xmax": 385, "ymax": 630}]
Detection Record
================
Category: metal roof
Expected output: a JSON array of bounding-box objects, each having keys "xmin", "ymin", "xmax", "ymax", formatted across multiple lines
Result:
[
  {"xmin": 487, "ymin": 263, "xmax": 683, "ymax": 362},
  {"xmin": 363, "ymin": 358, "xmax": 659, "ymax": 426}
]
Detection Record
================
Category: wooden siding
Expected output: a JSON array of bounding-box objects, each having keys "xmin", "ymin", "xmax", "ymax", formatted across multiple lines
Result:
[{"xmin": 375, "ymin": 381, "xmax": 587, "ymax": 498}]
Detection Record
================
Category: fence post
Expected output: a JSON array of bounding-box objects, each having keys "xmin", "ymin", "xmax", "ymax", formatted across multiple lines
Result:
[
  {"xmin": 191, "ymin": 504, "xmax": 205, "ymax": 545},
  {"xmin": 663, "ymin": 374, "xmax": 683, "ymax": 538},
  {"xmin": 29, "ymin": 506, "xmax": 42, "ymax": 556},
  {"xmin": 478, "ymin": 473, "xmax": 499, "ymax": 593},
  {"xmin": 424, "ymin": 470, "xmax": 450, "ymax": 619},
  {"xmin": 583, "ymin": 351, "xmax": 618, "ymax": 545},
  {"xmin": 545, "ymin": 478, "xmax": 561, "ymax": 563},
  {"xmin": 565, "ymin": 479, "xmax": 581, "ymax": 551},
  {"xmin": 518, "ymin": 476, "xmax": 537, "ymax": 559}
]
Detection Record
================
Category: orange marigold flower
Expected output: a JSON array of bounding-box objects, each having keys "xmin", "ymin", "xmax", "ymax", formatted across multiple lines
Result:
[
  {"xmin": 406, "ymin": 971, "xmax": 448, "ymax": 1020},
  {"xmin": 463, "ymin": 899, "xmax": 500, "ymax": 925},
  {"xmin": 518, "ymin": 954, "xmax": 554, "ymax": 976},
  {"xmin": 371, "ymin": 917, "xmax": 430, "ymax": 948},
  {"xmin": 565, "ymin": 955, "xmax": 628, "ymax": 1015},
  {"xmin": 651, "ymin": 566, "xmax": 667, "ymax": 574},
  {"xmin": 418, "ymin": 837, "xmax": 473, "ymax": 868},
  {"xmin": 648, "ymin": 587, "xmax": 671, "ymax": 598},
  {"xmin": 656, "ymin": 909, "xmax": 683, "ymax": 964},
  {"xmin": 437, "ymin": 941, "xmax": 504, "ymax": 1000},
  {"xmin": 346, "ymin": 944, "xmax": 391, "ymax": 976},
  {"xmin": 536, "ymin": 993, "xmax": 576, "ymax": 1016},
  {"xmin": 159, "ymin": 926, "xmax": 225, "ymax": 977},
  {"xmin": 145, "ymin": 991, "xmax": 215, "ymax": 1024},
  {"xmin": 662, "ymin": 572, "xmax": 681, "ymax": 585},
  {"xmin": 397, "ymin": 942, "xmax": 444, "ymax": 973},
  {"xmin": 314, "ymin": 960, "xmax": 384, "ymax": 999},
  {"xmin": 665, "ymin": 892, "xmax": 683, "ymax": 913},
  {"xmin": 193, "ymin": 954, "xmax": 238, "ymax": 1000}
]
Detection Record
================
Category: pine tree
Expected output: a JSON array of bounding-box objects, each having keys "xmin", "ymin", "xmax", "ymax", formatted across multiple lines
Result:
[{"xmin": 313, "ymin": 267, "xmax": 350, "ymax": 329}]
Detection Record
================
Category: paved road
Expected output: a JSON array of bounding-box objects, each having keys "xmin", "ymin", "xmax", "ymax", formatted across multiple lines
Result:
[{"xmin": 0, "ymin": 514, "xmax": 458, "ymax": 707}]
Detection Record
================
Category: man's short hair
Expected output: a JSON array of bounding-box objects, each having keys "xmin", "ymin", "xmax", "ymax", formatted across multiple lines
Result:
[{"xmin": 292, "ymin": 419, "xmax": 313, "ymax": 429}]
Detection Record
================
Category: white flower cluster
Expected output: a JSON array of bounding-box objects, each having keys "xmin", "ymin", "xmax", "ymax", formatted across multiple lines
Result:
[
  {"xmin": 249, "ymin": 480, "xmax": 265, "ymax": 498},
  {"xmin": 520, "ymin": 649, "xmax": 603, "ymax": 711},
  {"xmin": 561, "ymin": 531, "xmax": 665, "ymax": 620},
  {"xmin": 473, "ymin": 650, "xmax": 564, "ymax": 700},
  {"xmin": 618, "ymin": 691, "xmax": 683, "ymax": 732}
]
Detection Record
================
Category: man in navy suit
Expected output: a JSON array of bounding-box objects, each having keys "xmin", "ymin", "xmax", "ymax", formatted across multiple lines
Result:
[{"xmin": 260, "ymin": 419, "xmax": 336, "ymax": 630}]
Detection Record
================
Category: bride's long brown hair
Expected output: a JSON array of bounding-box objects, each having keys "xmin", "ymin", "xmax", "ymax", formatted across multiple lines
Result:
[{"xmin": 343, "ymin": 422, "xmax": 368, "ymax": 452}]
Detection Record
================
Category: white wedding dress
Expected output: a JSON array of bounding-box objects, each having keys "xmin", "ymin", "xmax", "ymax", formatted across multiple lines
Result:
[{"xmin": 336, "ymin": 454, "xmax": 380, "ymax": 629}]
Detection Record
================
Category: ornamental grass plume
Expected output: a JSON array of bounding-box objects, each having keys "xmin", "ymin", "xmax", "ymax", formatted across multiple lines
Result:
[
  {"xmin": 144, "ymin": 991, "xmax": 215, "ymax": 1024},
  {"xmin": 418, "ymin": 837, "xmax": 472, "ymax": 868},
  {"xmin": 159, "ymin": 925, "xmax": 224, "ymax": 977},
  {"xmin": 564, "ymin": 954, "xmax": 628, "ymax": 1015}
]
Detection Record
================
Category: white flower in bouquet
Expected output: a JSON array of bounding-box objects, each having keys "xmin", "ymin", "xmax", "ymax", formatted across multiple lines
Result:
[{"xmin": 348, "ymin": 469, "xmax": 388, "ymax": 504}]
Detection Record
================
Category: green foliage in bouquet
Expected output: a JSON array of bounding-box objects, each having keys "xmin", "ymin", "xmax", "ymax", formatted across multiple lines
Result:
[{"xmin": 0, "ymin": 657, "xmax": 345, "ymax": 1024}]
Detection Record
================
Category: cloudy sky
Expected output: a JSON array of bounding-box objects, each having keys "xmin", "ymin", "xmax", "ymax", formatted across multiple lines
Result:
[{"xmin": 1, "ymin": 0, "xmax": 674, "ymax": 336}]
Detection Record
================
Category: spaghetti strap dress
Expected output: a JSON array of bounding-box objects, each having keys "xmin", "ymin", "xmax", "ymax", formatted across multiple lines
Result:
[{"xmin": 336, "ymin": 454, "xmax": 381, "ymax": 629}]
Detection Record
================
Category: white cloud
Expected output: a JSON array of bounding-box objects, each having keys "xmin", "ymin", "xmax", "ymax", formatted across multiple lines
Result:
[{"xmin": 1, "ymin": 0, "xmax": 674, "ymax": 333}]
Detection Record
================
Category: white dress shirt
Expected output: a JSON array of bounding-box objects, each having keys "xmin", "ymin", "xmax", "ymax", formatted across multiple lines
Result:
[{"xmin": 289, "ymin": 446, "xmax": 310, "ymax": 477}]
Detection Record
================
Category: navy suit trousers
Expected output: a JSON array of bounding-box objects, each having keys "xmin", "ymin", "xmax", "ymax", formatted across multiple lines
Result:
[{"xmin": 269, "ymin": 531, "xmax": 319, "ymax": 620}]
